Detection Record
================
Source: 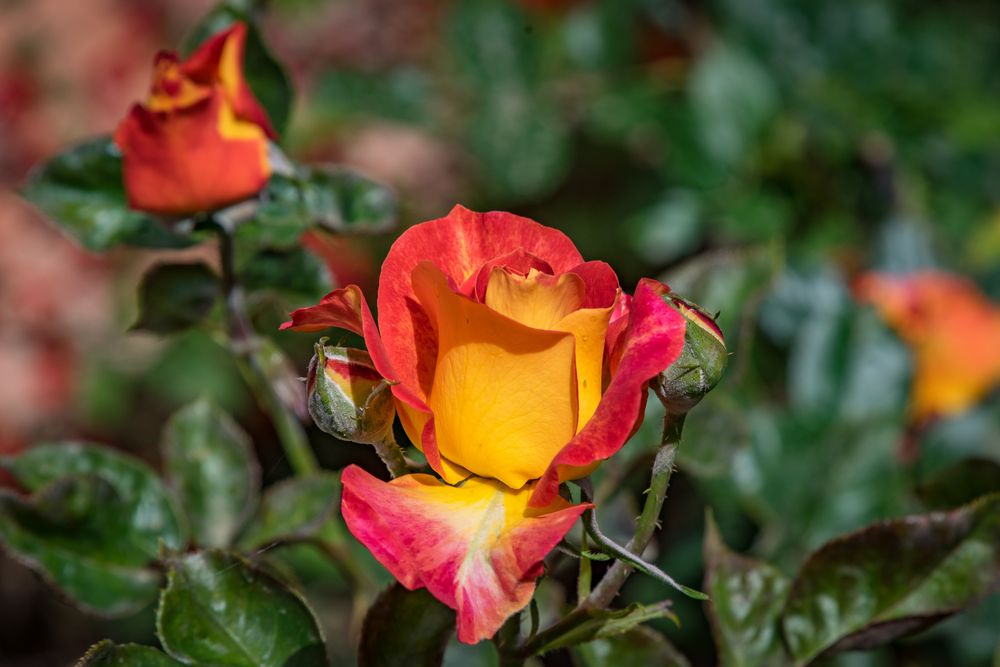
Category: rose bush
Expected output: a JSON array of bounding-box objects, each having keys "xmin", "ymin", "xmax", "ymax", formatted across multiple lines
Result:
[
  {"xmin": 284, "ymin": 205, "xmax": 688, "ymax": 642},
  {"xmin": 113, "ymin": 22, "xmax": 275, "ymax": 215}
]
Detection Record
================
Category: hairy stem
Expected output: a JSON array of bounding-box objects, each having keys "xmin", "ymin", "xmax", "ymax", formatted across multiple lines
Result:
[
  {"xmin": 217, "ymin": 227, "xmax": 318, "ymax": 476},
  {"xmin": 373, "ymin": 432, "xmax": 410, "ymax": 479},
  {"xmin": 585, "ymin": 411, "xmax": 684, "ymax": 608}
]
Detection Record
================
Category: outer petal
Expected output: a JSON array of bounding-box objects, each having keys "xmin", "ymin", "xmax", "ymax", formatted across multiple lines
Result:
[
  {"xmin": 180, "ymin": 22, "xmax": 276, "ymax": 138},
  {"xmin": 529, "ymin": 278, "xmax": 687, "ymax": 507},
  {"xmin": 113, "ymin": 93, "xmax": 269, "ymax": 215},
  {"xmin": 341, "ymin": 466, "xmax": 589, "ymax": 644},
  {"xmin": 378, "ymin": 205, "xmax": 585, "ymax": 403}
]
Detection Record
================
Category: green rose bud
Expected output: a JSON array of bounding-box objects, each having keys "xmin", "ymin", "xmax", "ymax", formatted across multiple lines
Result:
[
  {"xmin": 653, "ymin": 296, "xmax": 727, "ymax": 414},
  {"xmin": 307, "ymin": 341, "xmax": 395, "ymax": 445}
]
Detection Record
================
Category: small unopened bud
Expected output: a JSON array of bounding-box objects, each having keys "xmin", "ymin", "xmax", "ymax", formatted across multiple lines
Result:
[
  {"xmin": 653, "ymin": 296, "xmax": 727, "ymax": 414},
  {"xmin": 307, "ymin": 341, "xmax": 395, "ymax": 445}
]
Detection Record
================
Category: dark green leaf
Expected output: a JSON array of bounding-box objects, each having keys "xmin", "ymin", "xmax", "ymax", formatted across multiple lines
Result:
[
  {"xmin": 573, "ymin": 626, "xmax": 690, "ymax": 667},
  {"xmin": 157, "ymin": 550, "xmax": 327, "ymax": 667},
  {"xmin": 162, "ymin": 399, "xmax": 259, "ymax": 548},
  {"xmin": 132, "ymin": 262, "xmax": 220, "ymax": 334},
  {"xmin": 19, "ymin": 138, "xmax": 191, "ymax": 252},
  {"xmin": 359, "ymin": 584, "xmax": 455, "ymax": 667},
  {"xmin": 5, "ymin": 442, "xmax": 187, "ymax": 555},
  {"xmin": 782, "ymin": 494, "xmax": 1000, "ymax": 664},
  {"xmin": 704, "ymin": 513, "xmax": 790, "ymax": 667},
  {"xmin": 260, "ymin": 165, "xmax": 397, "ymax": 235},
  {"xmin": 527, "ymin": 603, "xmax": 677, "ymax": 655},
  {"xmin": 238, "ymin": 473, "xmax": 341, "ymax": 550},
  {"xmin": 916, "ymin": 457, "xmax": 1000, "ymax": 510},
  {"xmin": 239, "ymin": 246, "xmax": 332, "ymax": 303},
  {"xmin": 78, "ymin": 641, "xmax": 184, "ymax": 666},
  {"xmin": 0, "ymin": 476, "xmax": 161, "ymax": 615},
  {"xmin": 184, "ymin": 6, "xmax": 294, "ymax": 136}
]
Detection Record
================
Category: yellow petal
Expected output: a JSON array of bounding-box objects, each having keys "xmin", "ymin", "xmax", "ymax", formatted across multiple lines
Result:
[{"xmin": 413, "ymin": 262, "xmax": 578, "ymax": 488}]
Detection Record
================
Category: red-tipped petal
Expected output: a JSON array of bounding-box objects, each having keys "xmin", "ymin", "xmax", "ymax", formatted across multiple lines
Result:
[
  {"xmin": 281, "ymin": 285, "xmax": 367, "ymax": 334},
  {"xmin": 341, "ymin": 466, "xmax": 589, "ymax": 644},
  {"xmin": 529, "ymin": 278, "xmax": 686, "ymax": 507}
]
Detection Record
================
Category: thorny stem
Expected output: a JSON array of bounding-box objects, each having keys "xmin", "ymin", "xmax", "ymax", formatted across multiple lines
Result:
[
  {"xmin": 217, "ymin": 226, "xmax": 319, "ymax": 476},
  {"xmin": 373, "ymin": 432, "xmax": 409, "ymax": 479},
  {"xmin": 586, "ymin": 411, "xmax": 683, "ymax": 608}
]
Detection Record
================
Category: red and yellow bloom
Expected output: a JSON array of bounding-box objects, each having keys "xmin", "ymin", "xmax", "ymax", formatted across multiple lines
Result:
[
  {"xmin": 855, "ymin": 271, "xmax": 1000, "ymax": 424},
  {"xmin": 284, "ymin": 206, "xmax": 686, "ymax": 642},
  {"xmin": 113, "ymin": 23, "xmax": 275, "ymax": 215}
]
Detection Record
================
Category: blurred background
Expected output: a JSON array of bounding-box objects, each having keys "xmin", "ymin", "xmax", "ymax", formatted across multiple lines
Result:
[{"xmin": 3, "ymin": 0, "xmax": 1000, "ymax": 664}]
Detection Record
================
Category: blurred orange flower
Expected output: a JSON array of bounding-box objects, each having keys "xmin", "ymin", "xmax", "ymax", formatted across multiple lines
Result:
[
  {"xmin": 113, "ymin": 22, "xmax": 274, "ymax": 215},
  {"xmin": 855, "ymin": 271, "xmax": 1000, "ymax": 424}
]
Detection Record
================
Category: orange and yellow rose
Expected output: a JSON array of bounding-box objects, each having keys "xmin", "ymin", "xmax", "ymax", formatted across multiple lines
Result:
[
  {"xmin": 113, "ymin": 23, "xmax": 274, "ymax": 215},
  {"xmin": 855, "ymin": 271, "xmax": 1000, "ymax": 424},
  {"xmin": 284, "ymin": 206, "xmax": 687, "ymax": 642}
]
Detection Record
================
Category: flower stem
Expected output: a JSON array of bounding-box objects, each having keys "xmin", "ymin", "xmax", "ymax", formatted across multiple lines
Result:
[
  {"xmin": 373, "ymin": 433, "xmax": 409, "ymax": 479},
  {"xmin": 585, "ymin": 411, "xmax": 683, "ymax": 608},
  {"xmin": 217, "ymin": 226, "xmax": 318, "ymax": 476}
]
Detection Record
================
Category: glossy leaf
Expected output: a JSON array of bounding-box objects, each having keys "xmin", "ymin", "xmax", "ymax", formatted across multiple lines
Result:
[
  {"xmin": 359, "ymin": 584, "xmax": 455, "ymax": 667},
  {"xmin": 5, "ymin": 442, "xmax": 186, "ymax": 555},
  {"xmin": 131, "ymin": 262, "xmax": 220, "ymax": 334},
  {"xmin": 162, "ymin": 399, "xmax": 260, "ymax": 548},
  {"xmin": 239, "ymin": 246, "xmax": 332, "ymax": 304},
  {"xmin": 184, "ymin": 5, "xmax": 293, "ymax": 136},
  {"xmin": 573, "ymin": 627, "xmax": 690, "ymax": 667},
  {"xmin": 237, "ymin": 473, "xmax": 340, "ymax": 550},
  {"xmin": 18, "ymin": 137, "xmax": 191, "ymax": 252},
  {"xmin": 157, "ymin": 550, "xmax": 327, "ymax": 667},
  {"xmin": 916, "ymin": 457, "xmax": 1000, "ymax": 510},
  {"xmin": 260, "ymin": 165, "xmax": 397, "ymax": 235},
  {"xmin": 703, "ymin": 513, "xmax": 790, "ymax": 667},
  {"xmin": 78, "ymin": 641, "xmax": 184, "ymax": 666},
  {"xmin": 782, "ymin": 494, "xmax": 1000, "ymax": 664},
  {"xmin": 0, "ymin": 476, "xmax": 161, "ymax": 616}
]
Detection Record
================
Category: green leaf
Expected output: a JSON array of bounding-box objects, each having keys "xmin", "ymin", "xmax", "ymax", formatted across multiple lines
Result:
[
  {"xmin": 573, "ymin": 627, "xmax": 690, "ymax": 667},
  {"xmin": 78, "ymin": 641, "xmax": 184, "ymax": 666},
  {"xmin": 916, "ymin": 457, "xmax": 1000, "ymax": 510},
  {"xmin": 19, "ymin": 137, "xmax": 191, "ymax": 252},
  {"xmin": 239, "ymin": 246, "xmax": 332, "ymax": 304},
  {"xmin": 359, "ymin": 584, "xmax": 455, "ymax": 667},
  {"xmin": 260, "ymin": 165, "xmax": 397, "ymax": 235},
  {"xmin": 703, "ymin": 513, "xmax": 790, "ymax": 667},
  {"xmin": 184, "ymin": 5, "xmax": 294, "ymax": 136},
  {"xmin": 782, "ymin": 494, "xmax": 1000, "ymax": 664},
  {"xmin": 237, "ymin": 474, "xmax": 341, "ymax": 550},
  {"xmin": 528, "ymin": 603, "xmax": 677, "ymax": 655},
  {"xmin": 5, "ymin": 442, "xmax": 187, "ymax": 555},
  {"xmin": 0, "ymin": 476, "xmax": 162, "ymax": 615},
  {"xmin": 157, "ymin": 550, "xmax": 327, "ymax": 667},
  {"xmin": 132, "ymin": 262, "xmax": 220, "ymax": 334},
  {"xmin": 162, "ymin": 399, "xmax": 260, "ymax": 549}
]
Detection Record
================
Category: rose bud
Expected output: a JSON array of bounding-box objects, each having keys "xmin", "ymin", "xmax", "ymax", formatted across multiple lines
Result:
[
  {"xmin": 653, "ymin": 295, "xmax": 727, "ymax": 414},
  {"xmin": 113, "ymin": 23, "xmax": 275, "ymax": 215},
  {"xmin": 307, "ymin": 342, "xmax": 395, "ymax": 445}
]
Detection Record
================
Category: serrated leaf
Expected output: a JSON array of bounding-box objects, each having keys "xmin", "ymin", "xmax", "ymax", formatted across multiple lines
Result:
[
  {"xmin": 237, "ymin": 473, "xmax": 341, "ymax": 550},
  {"xmin": 359, "ymin": 584, "xmax": 455, "ymax": 667},
  {"xmin": 260, "ymin": 165, "xmax": 397, "ymax": 235},
  {"xmin": 183, "ymin": 5, "xmax": 293, "ymax": 137},
  {"xmin": 77, "ymin": 641, "xmax": 184, "ymax": 666},
  {"xmin": 19, "ymin": 138, "xmax": 192, "ymax": 252},
  {"xmin": 573, "ymin": 626, "xmax": 690, "ymax": 667},
  {"xmin": 528, "ymin": 602, "xmax": 677, "ymax": 656},
  {"xmin": 916, "ymin": 457, "xmax": 1000, "ymax": 510},
  {"xmin": 782, "ymin": 494, "xmax": 1000, "ymax": 665},
  {"xmin": 704, "ymin": 513, "xmax": 791, "ymax": 667},
  {"xmin": 0, "ymin": 476, "xmax": 161, "ymax": 615},
  {"xmin": 132, "ymin": 262, "xmax": 220, "ymax": 334},
  {"xmin": 162, "ymin": 399, "xmax": 260, "ymax": 548},
  {"xmin": 157, "ymin": 550, "xmax": 327, "ymax": 667}
]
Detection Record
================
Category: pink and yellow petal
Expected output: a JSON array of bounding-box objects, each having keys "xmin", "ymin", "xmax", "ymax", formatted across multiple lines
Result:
[
  {"xmin": 529, "ymin": 278, "xmax": 686, "ymax": 507},
  {"xmin": 340, "ymin": 466, "xmax": 588, "ymax": 644}
]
